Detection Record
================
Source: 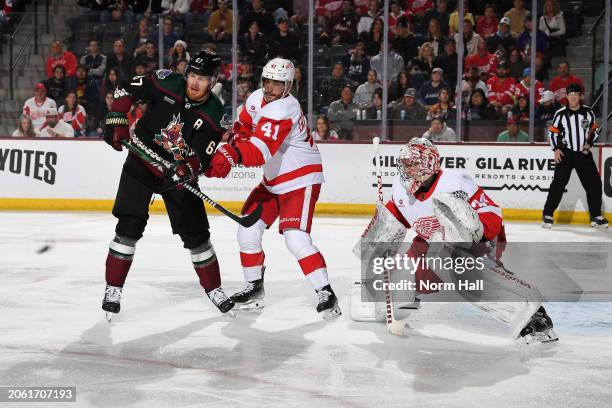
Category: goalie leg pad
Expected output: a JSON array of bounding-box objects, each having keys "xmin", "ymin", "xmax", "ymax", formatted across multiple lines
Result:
[{"xmin": 353, "ymin": 202, "xmax": 407, "ymax": 258}]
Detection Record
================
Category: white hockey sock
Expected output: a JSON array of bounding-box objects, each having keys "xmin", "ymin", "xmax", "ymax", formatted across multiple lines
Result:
[
  {"xmin": 238, "ymin": 219, "xmax": 267, "ymax": 282},
  {"xmin": 284, "ymin": 229, "xmax": 329, "ymax": 290}
]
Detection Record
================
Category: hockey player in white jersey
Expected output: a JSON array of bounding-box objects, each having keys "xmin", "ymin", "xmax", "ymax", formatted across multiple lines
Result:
[
  {"xmin": 352, "ymin": 138, "xmax": 557, "ymax": 343},
  {"xmin": 205, "ymin": 58, "xmax": 341, "ymax": 319}
]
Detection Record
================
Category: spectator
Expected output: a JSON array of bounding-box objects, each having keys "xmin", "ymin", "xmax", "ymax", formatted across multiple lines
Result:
[
  {"xmin": 133, "ymin": 60, "xmax": 147, "ymax": 77},
  {"xmin": 240, "ymin": 0, "xmax": 275, "ymax": 35},
  {"xmin": 240, "ymin": 20, "xmax": 269, "ymax": 68},
  {"xmin": 46, "ymin": 40, "xmax": 78, "ymax": 79},
  {"xmin": 449, "ymin": 0, "xmax": 475, "ymax": 36},
  {"xmin": 319, "ymin": 62, "xmax": 348, "ymax": 110},
  {"xmin": 359, "ymin": 16, "xmax": 384, "ymax": 57},
  {"xmin": 68, "ymin": 64, "xmax": 100, "ymax": 116},
  {"xmin": 319, "ymin": 0, "xmax": 358, "ymax": 45},
  {"xmin": 288, "ymin": 66, "xmax": 307, "ymax": 111},
  {"xmin": 208, "ymin": 0, "xmax": 233, "ymax": 42},
  {"xmin": 106, "ymin": 40, "xmax": 134, "ymax": 81},
  {"xmin": 487, "ymin": 61, "xmax": 517, "ymax": 116},
  {"xmin": 365, "ymin": 88, "xmax": 384, "ymax": 119},
  {"xmin": 549, "ymin": 61, "xmax": 585, "ymax": 105},
  {"xmin": 139, "ymin": 41, "xmax": 160, "ymax": 74},
  {"xmin": 39, "ymin": 108, "xmax": 75, "ymax": 138},
  {"xmin": 391, "ymin": 17, "xmax": 419, "ymax": 64},
  {"xmin": 371, "ymin": 43, "xmax": 405, "ymax": 84},
  {"xmin": 476, "ymin": 4, "xmax": 499, "ymax": 38},
  {"xmin": 454, "ymin": 18, "xmax": 481, "ymax": 56},
  {"xmin": 167, "ymin": 40, "xmax": 191, "ymax": 70},
  {"xmin": 270, "ymin": 15, "xmax": 300, "ymax": 61},
  {"xmin": 497, "ymin": 116, "xmax": 528, "ymax": 141},
  {"xmin": 58, "ymin": 91, "xmax": 87, "ymax": 137},
  {"xmin": 43, "ymin": 66, "xmax": 70, "ymax": 106},
  {"xmin": 504, "ymin": 0, "xmax": 527, "ymax": 36},
  {"xmin": 389, "ymin": 70, "xmax": 411, "ymax": 102},
  {"xmin": 427, "ymin": 87, "xmax": 456, "ymax": 120},
  {"xmin": 517, "ymin": 13, "xmax": 547, "ymax": 58},
  {"xmin": 465, "ymin": 88, "xmax": 498, "ymax": 120},
  {"xmin": 341, "ymin": 41, "xmax": 371, "ymax": 85},
  {"xmin": 12, "ymin": 115, "xmax": 41, "ymax": 138},
  {"xmin": 539, "ymin": 0, "xmax": 566, "ymax": 57},
  {"xmin": 423, "ymin": 117, "xmax": 457, "ymax": 141},
  {"xmin": 464, "ymin": 37, "xmax": 498, "ymax": 80},
  {"xmin": 311, "ymin": 114, "xmax": 339, "ymax": 141},
  {"xmin": 406, "ymin": 0, "xmax": 434, "ymax": 34},
  {"xmin": 327, "ymin": 84, "xmax": 357, "ymax": 139},
  {"xmin": 510, "ymin": 93, "xmax": 530, "ymax": 121},
  {"xmin": 388, "ymin": 0, "xmax": 411, "ymax": 36},
  {"xmin": 357, "ymin": 0, "xmax": 382, "ymax": 35},
  {"xmin": 535, "ymin": 90, "xmax": 561, "ymax": 120},
  {"xmin": 407, "ymin": 42, "xmax": 434, "ymax": 88},
  {"xmin": 94, "ymin": 91, "xmax": 114, "ymax": 137},
  {"xmin": 486, "ymin": 17, "xmax": 515, "ymax": 55},
  {"xmin": 424, "ymin": 18, "xmax": 447, "ymax": 57},
  {"xmin": 100, "ymin": 2, "xmax": 133, "ymax": 24},
  {"xmin": 128, "ymin": 17, "xmax": 151, "ymax": 57},
  {"xmin": 534, "ymin": 53, "xmax": 549, "ymax": 82},
  {"xmin": 461, "ymin": 65, "xmax": 489, "ymax": 98},
  {"xmin": 149, "ymin": 16, "xmax": 180, "ymax": 51},
  {"xmin": 434, "ymin": 39, "xmax": 458, "ymax": 90},
  {"xmin": 22, "ymin": 83, "xmax": 57, "ymax": 131},
  {"xmin": 166, "ymin": 0, "xmax": 195, "ymax": 25},
  {"xmin": 185, "ymin": 0, "xmax": 213, "ymax": 26},
  {"xmin": 99, "ymin": 67, "xmax": 121, "ymax": 103},
  {"xmin": 514, "ymin": 68, "xmax": 544, "ymax": 105},
  {"xmin": 175, "ymin": 58, "xmax": 189, "ymax": 75},
  {"xmin": 506, "ymin": 46, "xmax": 527, "ymax": 80},
  {"xmin": 1, "ymin": 0, "xmax": 14, "ymax": 31},
  {"xmin": 419, "ymin": 68, "xmax": 449, "ymax": 107},
  {"xmin": 354, "ymin": 69, "xmax": 381, "ymax": 107},
  {"xmin": 424, "ymin": 0, "xmax": 450, "ymax": 36},
  {"xmin": 391, "ymin": 88, "xmax": 427, "ymax": 120}
]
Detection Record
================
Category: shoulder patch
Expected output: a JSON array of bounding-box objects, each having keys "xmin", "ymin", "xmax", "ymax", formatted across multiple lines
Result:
[{"xmin": 156, "ymin": 69, "xmax": 174, "ymax": 80}]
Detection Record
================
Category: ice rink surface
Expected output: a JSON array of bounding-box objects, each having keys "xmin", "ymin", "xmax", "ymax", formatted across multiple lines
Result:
[{"xmin": 1, "ymin": 211, "xmax": 612, "ymax": 408}]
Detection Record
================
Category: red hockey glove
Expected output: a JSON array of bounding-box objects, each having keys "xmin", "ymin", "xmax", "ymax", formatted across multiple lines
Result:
[
  {"xmin": 103, "ymin": 112, "xmax": 130, "ymax": 151},
  {"xmin": 165, "ymin": 155, "xmax": 202, "ymax": 183},
  {"xmin": 204, "ymin": 144, "xmax": 241, "ymax": 178}
]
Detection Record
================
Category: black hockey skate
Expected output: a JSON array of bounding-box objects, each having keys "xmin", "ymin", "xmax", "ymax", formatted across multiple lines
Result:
[
  {"xmin": 590, "ymin": 216, "xmax": 609, "ymax": 228},
  {"xmin": 316, "ymin": 284, "xmax": 342, "ymax": 320},
  {"xmin": 206, "ymin": 287, "xmax": 236, "ymax": 315},
  {"xmin": 542, "ymin": 215, "xmax": 553, "ymax": 229},
  {"xmin": 520, "ymin": 306, "xmax": 558, "ymax": 344},
  {"xmin": 102, "ymin": 284, "xmax": 122, "ymax": 321},
  {"xmin": 230, "ymin": 267, "xmax": 265, "ymax": 310}
]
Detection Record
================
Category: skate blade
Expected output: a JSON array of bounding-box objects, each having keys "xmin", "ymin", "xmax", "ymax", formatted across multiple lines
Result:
[
  {"xmin": 590, "ymin": 223, "xmax": 609, "ymax": 228},
  {"xmin": 320, "ymin": 304, "xmax": 342, "ymax": 321},
  {"xmin": 522, "ymin": 329, "xmax": 559, "ymax": 345},
  {"xmin": 105, "ymin": 312, "xmax": 116, "ymax": 322},
  {"xmin": 234, "ymin": 299, "xmax": 265, "ymax": 311},
  {"xmin": 542, "ymin": 223, "xmax": 552, "ymax": 229}
]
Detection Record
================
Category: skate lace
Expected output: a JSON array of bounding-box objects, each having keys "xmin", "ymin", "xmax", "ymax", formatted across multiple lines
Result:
[
  {"xmin": 317, "ymin": 289, "xmax": 331, "ymax": 304},
  {"xmin": 105, "ymin": 286, "xmax": 122, "ymax": 303},
  {"xmin": 237, "ymin": 281, "xmax": 255, "ymax": 295},
  {"xmin": 208, "ymin": 287, "xmax": 229, "ymax": 306}
]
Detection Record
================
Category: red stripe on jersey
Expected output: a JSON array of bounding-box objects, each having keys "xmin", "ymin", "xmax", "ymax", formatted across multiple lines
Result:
[
  {"xmin": 385, "ymin": 200, "xmax": 411, "ymax": 228},
  {"xmin": 298, "ymin": 252, "xmax": 327, "ymax": 275},
  {"xmin": 253, "ymin": 117, "xmax": 294, "ymax": 156},
  {"xmin": 468, "ymin": 187, "xmax": 503, "ymax": 241},
  {"xmin": 263, "ymin": 164, "xmax": 323, "ymax": 186},
  {"xmin": 240, "ymin": 251, "xmax": 265, "ymax": 267}
]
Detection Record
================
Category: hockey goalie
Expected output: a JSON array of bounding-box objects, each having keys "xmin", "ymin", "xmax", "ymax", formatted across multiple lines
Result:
[{"xmin": 351, "ymin": 138, "xmax": 558, "ymax": 344}]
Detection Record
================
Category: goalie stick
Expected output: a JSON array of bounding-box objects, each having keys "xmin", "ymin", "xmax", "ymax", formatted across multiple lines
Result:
[
  {"xmin": 372, "ymin": 137, "xmax": 404, "ymax": 335},
  {"xmin": 121, "ymin": 139, "xmax": 263, "ymax": 228}
]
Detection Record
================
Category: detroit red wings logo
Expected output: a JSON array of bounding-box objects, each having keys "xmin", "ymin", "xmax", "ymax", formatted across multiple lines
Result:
[
  {"xmin": 154, "ymin": 113, "xmax": 187, "ymax": 160},
  {"xmin": 413, "ymin": 216, "xmax": 442, "ymax": 239}
]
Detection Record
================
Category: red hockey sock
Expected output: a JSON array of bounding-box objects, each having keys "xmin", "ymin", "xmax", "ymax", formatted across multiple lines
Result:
[
  {"xmin": 105, "ymin": 237, "xmax": 136, "ymax": 287},
  {"xmin": 193, "ymin": 257, "xmax": 221, "ymax": 292}
]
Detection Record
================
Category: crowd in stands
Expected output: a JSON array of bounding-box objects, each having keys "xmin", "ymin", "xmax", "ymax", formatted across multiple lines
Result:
[{"xmin": 12, "ymin": 0, "xmax": 586, "ymax": 142}]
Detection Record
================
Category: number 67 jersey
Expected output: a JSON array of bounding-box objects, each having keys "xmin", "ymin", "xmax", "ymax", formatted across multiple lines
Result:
[{"xmin": 237, "ymin": 88, "xmax": 324, "ymax": 194}]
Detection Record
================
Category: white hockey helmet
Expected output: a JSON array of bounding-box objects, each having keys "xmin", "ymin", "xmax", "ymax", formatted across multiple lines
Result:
[
  {"xmin": 261, "ymin": 57, "xmax": 294, "ymax": 97},
  {"xmin": 397, "ymin": 137, "xmax": 441, "ymax": 195}
]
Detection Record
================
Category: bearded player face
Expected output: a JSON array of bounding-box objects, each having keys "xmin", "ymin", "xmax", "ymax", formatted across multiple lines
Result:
[
  {"xmin": 186, "ymin": 72, "xmax": 212, "ymax": 101},
  {"xmin": 263, "ymin": 78, "xmax": 289, "ymax": 103}
]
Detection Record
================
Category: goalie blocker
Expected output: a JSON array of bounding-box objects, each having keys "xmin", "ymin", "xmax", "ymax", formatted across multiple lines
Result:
[{"xmin": 351, "ymin": 138, "xmax": 557, "ymax": 343}]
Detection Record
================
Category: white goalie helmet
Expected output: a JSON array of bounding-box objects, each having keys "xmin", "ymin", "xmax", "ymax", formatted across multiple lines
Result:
[
  {"xmin": 397, "ymin": 137, "xmax": 441, "ymax": 195},
  {"xmin": 261, "ymin": 57, "xmax": 294, "ymax": 97}
]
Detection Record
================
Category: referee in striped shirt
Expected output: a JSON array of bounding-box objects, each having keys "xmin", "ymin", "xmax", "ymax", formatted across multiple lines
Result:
[{"xmin": 543, "ymin": 83, "xmax": 608, "ymax": 229}]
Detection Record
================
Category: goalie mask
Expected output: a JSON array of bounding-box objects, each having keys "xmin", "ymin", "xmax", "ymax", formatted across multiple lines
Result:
[{"xmin": 397, "ymin": 138, "xmax": 441, "ymax": 195}]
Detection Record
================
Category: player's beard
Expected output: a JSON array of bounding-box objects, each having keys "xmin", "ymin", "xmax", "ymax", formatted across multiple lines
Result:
[{"xmin": 186, "ymin": 85, "xmax": 208, "ymax": 102}]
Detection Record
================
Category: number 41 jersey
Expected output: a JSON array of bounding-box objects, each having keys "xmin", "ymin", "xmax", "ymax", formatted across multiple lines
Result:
[{"xmin": 238, "ymin": 88, "xmax": 324, "ymax": 194}]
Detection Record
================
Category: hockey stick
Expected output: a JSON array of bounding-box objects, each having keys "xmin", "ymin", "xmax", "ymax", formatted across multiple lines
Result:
[
  {"xmin": 120, "ymin": 140, "xmax": 263, "ymax": 228},
  {"xmin": 372, "ymin": 137, "xmax": 404, "ymax": 335}
]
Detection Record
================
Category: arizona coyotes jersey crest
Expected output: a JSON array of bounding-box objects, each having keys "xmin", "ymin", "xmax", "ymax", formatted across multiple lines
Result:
[
  {"xmin": 390, "ymin": 170, "xmax": 502, "ymax": 241},
  {"xmin": 238, "ymin": 88, "xmax": 324, "ymax": 194}
]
